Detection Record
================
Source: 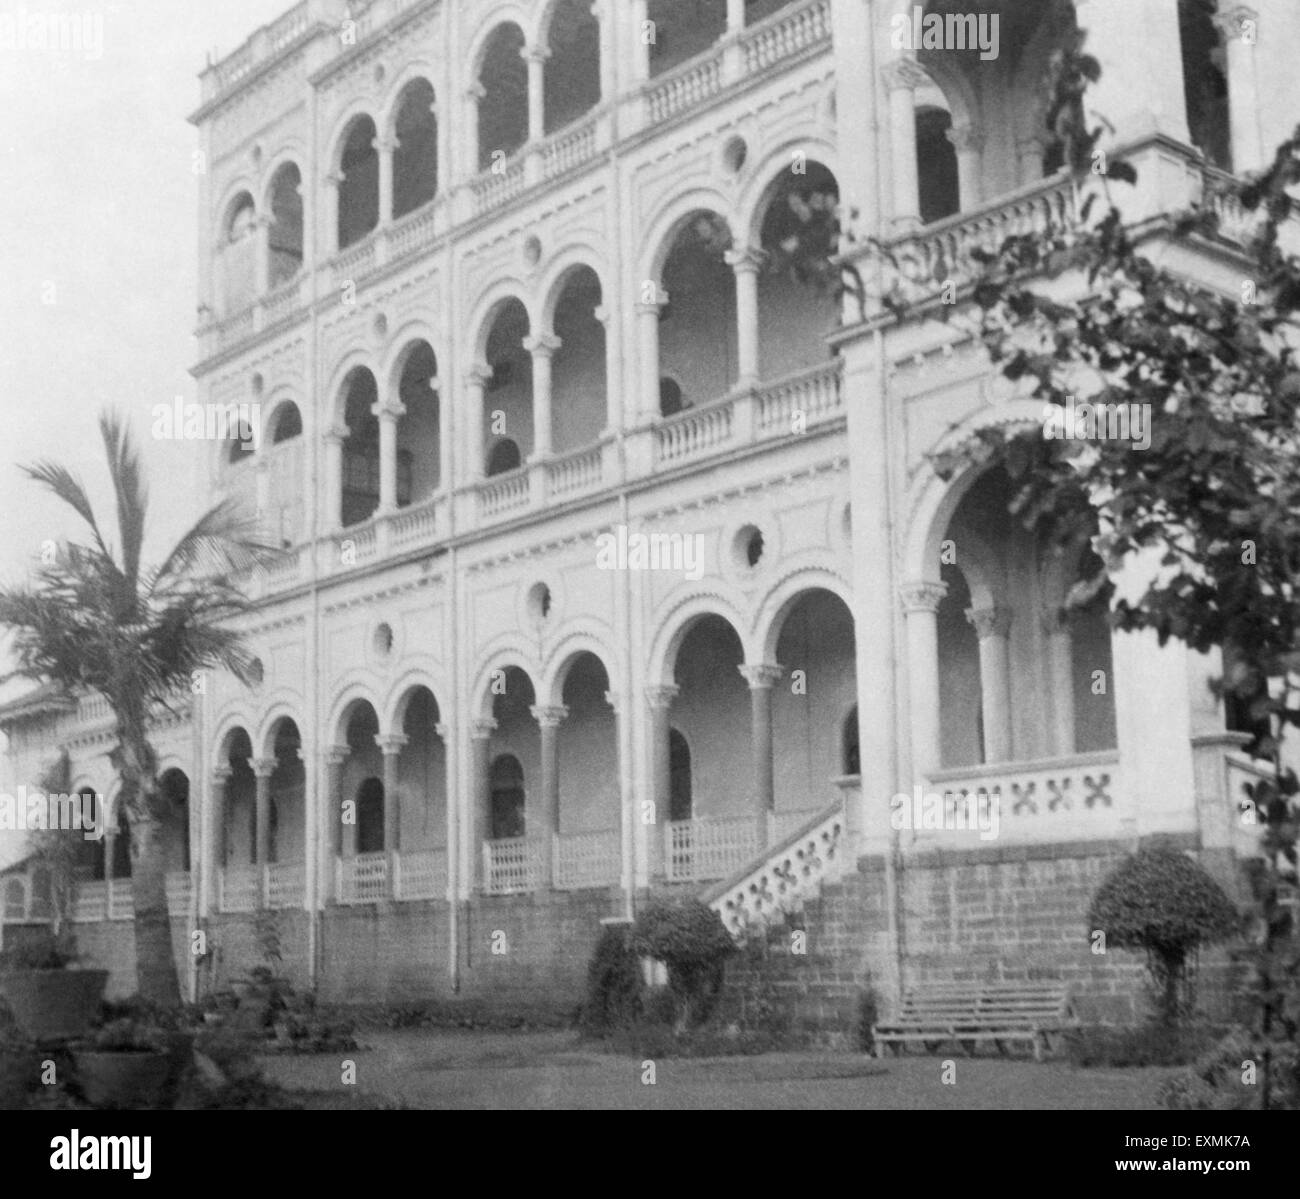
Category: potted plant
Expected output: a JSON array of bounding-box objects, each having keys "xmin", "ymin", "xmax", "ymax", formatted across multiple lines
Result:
[
  {"xmin": 72, "ymin": 1017, "xmax": 171, "ymax": 1109},
  {"xmin": 0, "ymin": 999, "xmax": 39, "ymax": 1108},
  {"xmin": 0, "ymin": 932, "xmax": 109, "ymax": 1042}
]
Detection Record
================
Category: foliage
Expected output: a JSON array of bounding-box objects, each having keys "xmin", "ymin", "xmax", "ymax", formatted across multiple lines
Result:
[
  {"xmin": 857, "ymin": 987, "xmax": 879, "ymax": 1055},
  {"xmin": 1160, "ymin": 1025, "xmax": 1300, "ymax": 1110},
  {"xmin": 631, "ymin": 901, "xmax": 736, "ymax": 1032},
  {"xmin": 1066, "ymin": 1021, "xmax": 1220, "ymax": 1069},
  {"xmin": 0, "ymin": 411, "xmax": 281, "ymax": 1005},
  {"xmin": 83, "ymin": 1017, "xmax": 166, "ymax": 1054},
  {"xmin": 0, "ymin": 929, "xmax": 77, "ymax": 971},
  {"xmin": 253, "ymin": 909, "xmax": 284, "ymax": 974},
  {"xmin": 28, "ymin": 750, "xmax": 80, "ymax": 935},
  {"xmin": 580, "ymin": 924, "xmax": 643, "ymax": 1037},
  {"xmin": 0, "ymin": 999, "xmax": 36, "ymax": 1055},
  {"xmin": 1089, "ymin": 848, "xmax": 1237, "ymax": 1025}
]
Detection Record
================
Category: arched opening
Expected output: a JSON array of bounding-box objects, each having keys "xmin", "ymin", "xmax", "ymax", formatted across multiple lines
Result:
[
  {"xmin": 772, "ymin": 589, "xmax": 858, "ymax": 813},
  {"xmin": 158, "ymin": 768, "xmax": 191, "ymax": 874},
  {"xmin": 544, "ymin": 0, "xmax": 601, "ymax": 133},
  {"xmin": 355, "ymin": 777, "xmax": 385, "ymax": 854},
  {"xmin": 1179, "ymin": 0, "xmax": 1230, "ymax": 170},
  {"xmin": 226, "ymin": 417, "xmax": 256, "ymax": 464},
  {"xmin": 395, "ymin": 340, "xmax": 440, "ymax": 503},
  {"xmin": 267, "ymin": 163, "xmax": 303, "ymax": 288},
  {"xmin": 646, "ymin": 0, "xmax": 726, "ymax": 78},
  {"xmin": 937, "ymin": 563, "xmax": 984, "ymax": 768},
  {"xmin": 267, "ymin": 718, "xmax": 304, "ymax": 867},
  {"xmin": 483, "ymin": 297, "xmax": 533, "ymax": 469},
  {"xmin": 658, "ymin": 212, "xmax": 736, "ymax": 410},
  {"xmin": 271, "ymin": 402, "xmax": 302, "ymax": 443},
  {"xmin": 916, "ymin": 107, "xmax": 960, "ymax": 223},
  {"xmin": 487, "ymin": 666, "xmax": 538, "ymax": 844},
  {"xmin": 340, "ymin": 368, "xmax": 380, "ymax": 527},
  {"xmin": 557, "ymin": 652, "xmax": 617, "ymax": 835},
  {"xmin": 393, "ymin": 78, "xmax": 439, "ymax": 218},
  {"xmin": 670, "ymin": 614, "xmax": 748, "ymax": 821},
  {"xmin": 398, "ymin": 686, "xmax": 446, "ymax": 858},
  {"xmin": 265, "ymin": 402, "xmax": 304, "ymax": 546},
  {"xmin": 668, "ymin": 728, "xmax": 692, "ymax": 822},
  {"xmin": 659, "ymin": 376, "xmax": 685, "ymax": 417},
  {"xmin": 478, "ymin": 24, "xmax": 528, "ymax": 170},
  {"xmin": 223, "ymin": 728, "xmax": 256, "ymax": 869},
  {"xmin": 756, "ymin": 161, "xmax": 841, "ymax": 377},
  {"xmin": 486, "ymin": 438, "xmax": 522, "ymax": 476},
  {"xmin": 550, "ymin": 266, "xmax": 606, "ymax": 452},
  {"xmin": 489, "ymin": 755, "xmax": 526, "ymax": 840},
  {"xmin": 2, "ymin": 878, "xmax": 25, "ymax": 921},
  {"xmin": 221, "ymin": 192, "xmax": 257, "ymax": 314},
  {"xmin": 73, "ymin": 788, "xmax": 106, "ymax": 882},
  {"xmin": 338, "ymin": 115, "xmax": 379, "ymax": 250}
]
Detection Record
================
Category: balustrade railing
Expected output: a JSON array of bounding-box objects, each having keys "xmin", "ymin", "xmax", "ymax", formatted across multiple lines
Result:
[
  {"xmin": 219, "ymin": 866, "xmax": 260, "ymax": 913},
  {"xmin": 646, "ymin": 53, "xmax": 722, "ymax": 124},
  {"xmin": 553, "ymin": 830, "xmax": 621, "ymax": 891},
  {"xmin": 165, "ymin": 871, "xmax": 192, "ymax": 918},
  {"xmin": 482, "ymin": 837, "xmax": 541, "ymax": 895},
  {"xmin": 478, "ymin": 468, "xmax": 530, "ymax": 519},
  {"xmin": 542, "ymin": 118, "xmax": 599, "ymax": 180},
  {"xmin": 664, "ymin": 815, "xmax": 760, "ymax": 884},
  {"xmin": 655, "ymin": 398, "xmax": 735, "ymax": 466},
  {"xmin": 72, "ymin": 881, "xmax": 107, "ymax": 923},
  {"xmin": 755, "ymin": 361, "xmax": 843, "ymax": 436},
  {"xmin": 337, "ymin": 852, "xmax": 390, "ymax": 904},
  {"xmin": 742, "ymin": 0, "xmax": 831, "ymax": 73},
  {"xmin": 471, "ymin": 158, "xmax": 526, "ymax": 215},
  {"xmin": 267, "ymin": 861, "xmax": 306, "ymax": 909},
  {"xmin": 547, "ymin": 444, "xmax": 603, "ymax": 500}
]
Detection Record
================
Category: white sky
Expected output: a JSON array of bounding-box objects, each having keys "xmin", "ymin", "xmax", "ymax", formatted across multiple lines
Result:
[{"xmin": 0, "ymin": 0, "xmax": 292, "ymax": 864}]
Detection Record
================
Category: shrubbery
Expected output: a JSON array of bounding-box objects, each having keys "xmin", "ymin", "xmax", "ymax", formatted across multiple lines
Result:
[{"xmin": 631, "ymin": 901, "xmax": 736, "ymax": 1033}]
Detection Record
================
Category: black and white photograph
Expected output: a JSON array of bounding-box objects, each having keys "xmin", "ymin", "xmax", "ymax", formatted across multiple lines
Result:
[{"xmin": 0, "ymin": 0, "xmax": 1297, "ymax": 1152}]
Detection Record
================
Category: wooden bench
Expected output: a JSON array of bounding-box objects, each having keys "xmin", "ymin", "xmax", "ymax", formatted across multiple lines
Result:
[{"xmin": 872, "ymin": 982, "xmax": 1080, "ymax": 1061}]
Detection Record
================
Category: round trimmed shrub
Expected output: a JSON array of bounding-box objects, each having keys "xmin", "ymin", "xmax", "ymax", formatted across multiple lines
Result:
[
  {"xmin": 1088, "ymin": 847, "xmax": 1238, "ymax": 1026},
  {"xmin": 631, "ymin": 901, "xmax": 736, "ymax": 1032}
]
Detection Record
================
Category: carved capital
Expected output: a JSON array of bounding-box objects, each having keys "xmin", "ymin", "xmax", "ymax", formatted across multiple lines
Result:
[
  {"xmin": 210, "ymin": 765, "xmax": 234, "ymax": 786},
  {"xmin": 470, "ymin": 716, "xmax": 498, "ymax": 740},
  {"xmin": 1212, "ymin": 5, "xmax": 1258, "ymax": 42},
  {"xmin": 899, "ymin": 580, "xmax": 948, "ymax": 615},
  {"xmin": 324, "ymin": 423, "xmax": 351, "ymax": 446},
  {"xmin": 323, "ymin": 744, "xmax": 350, "ymax": 768},
  {"xmin": 738, "ymin": 663, "xmax": 784, "ymax": 690},
  {"xmin": 465, "ymin": 80, "xmax": 486, "ymax": 103},
  {"xmin": 882, "ymin": 56, "xmax": 930, "ymax": 94},
  {"xmin": 372, "ymin": 135, "xmax": 398, "ymax": 156},
  {"xmin": 635, "ymin": 298, "xmax": 665, "ymax": 317},
  {"xmin": 250, "ymin": 756, "xmax": 278, "ymax": 779},
  {"xmin": 522, "ymin": 333, "xmax": 562, "ymax": 358},
  {"xmin": 530, "ymin": 704, "xmax": 569, "ymax": 729},
  {"xmin": 370, "ymin": 399, "xmax": 407, "ymax": 422},
  {"xmin": 522, "ymin": 43, "xmax": 552, "ymax": 65},
  {"xmin": 645, "ymin": 684, "xmax": 680, "ymax": 711},
  {"xmin": 466, "ymin": 361, "xmax": 493, "ymax": 389},
  {"xmin": 433, "ymin": 721, "xmax": 450, "ymax": 741},
  {"xmin": 946, "ymin": 124, "xmax": 985, "ymax": 154},
  {"xmin": 724, "ymin": 245, "xmax": 767, "ymax": 274},
  {"xmin": 603, "ymin": 689, "xmax": 623, "ymax": 714},
  {"xmin": 374, "ymin": 733, "xmax": 409, "ymax": 756},
  {"xmin": 965, "ymin": 605, "xmax": 1012, "ymax": 640}
]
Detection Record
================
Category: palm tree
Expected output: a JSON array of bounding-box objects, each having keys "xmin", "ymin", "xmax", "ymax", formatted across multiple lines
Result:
[{"xmin": 0, "ymin": 411, "xmax": 275, "ymax": 1004}]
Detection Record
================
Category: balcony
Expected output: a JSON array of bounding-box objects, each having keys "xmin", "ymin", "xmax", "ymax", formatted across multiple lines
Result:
[
  {"xmin": 334, "ymin": 848, "xmax": 449, "ymax": 904},
  {"xmin": 217, "ymin": 863, "xmax": 305, "ymax": 912}
]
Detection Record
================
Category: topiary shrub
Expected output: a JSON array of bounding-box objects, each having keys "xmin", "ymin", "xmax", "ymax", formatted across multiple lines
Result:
[
  {"xmin": 1089, "ymin": 847, "xmax": 1238, "ymax": 1027},
  {"xmin": 631, "ymin": 901, "xmax": 736, "ymax": 1033},
  {"xmin": 580, "ymin": 924, "xmax": 643, "ymax": 1037}
]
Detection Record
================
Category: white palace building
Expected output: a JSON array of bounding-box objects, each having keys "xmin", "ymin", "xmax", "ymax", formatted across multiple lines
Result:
[{"xmin": 2, "ymin": 0, "xmax": 1296, "ymax": 1022}]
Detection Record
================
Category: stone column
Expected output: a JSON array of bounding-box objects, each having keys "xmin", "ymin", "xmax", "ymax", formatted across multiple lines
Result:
[
  {"xmin": 900, "ymin": 581, "xmax": 948, "ymax": 782},
  {"xmin": 254, "ymin": 213, "xmax": 272, "ymax": 295},
  {"xmin": 1042, "ymin": 611, "xmax": 1076, "ymax": 758},
  {"xmin": 251, "ymin": 757, "xmax": 276, "ymax": 906},
  {"xmin": 371, "ymin": 399, "xmax": 406, "ymax": 513},
  {"xmin": 739, "ymin": 664, "xmax": 784, "ymax": 843},
  {"xmin": 376, "ymin": 734, "xmax": 407, "ymax": 896},
  {"xmin": 883, "ymin": 58, "xmax": 928, "ymax": 232},
  {"xmin": 1214, "ymin": 6, "xmax": 1263, "ymax": 173},
  {"xmin": 428, "ymin": 376, "xmax": 449, "ymax": 493},
  {"xmin": 469, "ymin": 717, "xmax": 497, "ymax": 887},
  {"xmin": 725, "ymin": 247, "xmax": 764, "ymax": 389},
  {"xmin": 1016, "ymin": 135, "xmax": 1046, "ymax": 184},
  {"xmin": 375, "ymin": 135, "xmax": 397, "ymax": 224},
  {"xmin": 462, "ymin": 363, "xmax": 492, "ymax": 484},
  {"xmin": 255, "ymin": 457, "xmax": 271, "ymax": 524},
  {"xmin": 524, "ymin": 44, "xmax": 550, "ymax": 143},
  {"xmin": 627, "ymin": 0, "xmax": 650, "ymax": 87},
  {"xmin": 593, "ymin": 304, "xmax": 619, "ymax": 434},
  {"xmin": 323, "ymin": 171, "xmax": 343, "ymax": 256},
  {"xmin": 635, "ymin": 300, "xmax": 662, "ymax": 422},
  {"xmin": 523, "ymin": 333, "xmax": 561, "ymax": 460},
  {"xmin": 323, "ymin": 747, "xmax": 349, "ymax": 906},
  {"xmin": 323, "ymin": 424, "xmax": 349, "ymax": 531},
  {"xmin": 947, "ymin": 124, "xmax": 984, "ymax": 208},
  {"xmin": 532, "ymin": 705, "xmax": 568, "ymax": 888},
  {"xmin": 209, "ymin": 767, "xmax": 232, "ymax": 895},
  {"xmin": 726, "ymin": 0, "xmax": 745, "ymax": 35},
  {"xmin": 966, "ymin": 606, "xmax": 1013, "ymax": 764},
  {"xmin": 646, "ymin": 684, "xmax": 679, "ymax": 877},
  {"xmin": 465, "ymin": 81, "xmax": 485, "ymax": 177},
  {"xmin": 591, "ymin": 0, "xmax": 614, "ymax": 101}
]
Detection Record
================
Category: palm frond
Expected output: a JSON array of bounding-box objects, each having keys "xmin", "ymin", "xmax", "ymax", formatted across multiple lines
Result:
[
  {"xmin": 99, "ymin": 410, "xmax": 148, "ymax": 589},
  {"xmin": 20, "ymin": 459, "xmax": 114, "ymax": 564},
  {"xmin": 151, "ymin": 497, "xmax": 283, "ymax": 590}
]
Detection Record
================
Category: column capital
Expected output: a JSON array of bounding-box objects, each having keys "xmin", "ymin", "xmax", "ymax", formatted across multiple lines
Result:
[
  {"xmin": 324, "ymin": 169, "xmax": 344, "ymax": 189},
  {"xmin": 372, "ymin": 134, "xmax": 399, "ymax": 155},
  {"xmin": 250, "ymin": 756, "xmax": 278, "ymax": 779},
  {"xmin": 324, "ymin": 422, "xmax": 351, "ymax": 446},
  {"xmin": 433, "ymin": 721, "xmax": 451, "ymax": 740},
  {"xmin": 603, "ymin": 689, "xmax": 624, "ymax": 714},
  {"xmin": 724, "ymin": 245, "xmax": 767, "ymax": 273},
  {"xmin": 522, "ymin": 333, "xmax": 562, "ymax": 358},
  {"xmin": 370, "ymin": 399, "xmax": 407, "ymax": 422},
  {"xmin": 470, "ymin": 716, "xmax": 498, "ymax": 740},
  {"xmin": 374, "ymin": 733, "xmax": 409, "ymax": 756},
  {"xmin": 946, "ymin": 124, "xmax": 985, "ymax": 154},
  {"xmin": 965, "ymin": 605, "xmax": 1012, "ymax": 640},
  {"xmin": 1212, "ymin": 5, "xmax": 1258, "ymax": 41},
  {"xmin": 466, "ymin": 361, "xmax": 493, "ymax": 388},
  {"xmin": 465, "ymin": 80, "xmax": 486, "ymax": 103},
  {"xmin": 592, "ymin": 303, "xmax": 611, "ymax": 327},
  {"xmin": 738, "ymin": 663, "xmax": 784, "ymax": 690},
  {"xmin": 635, "ymin": 294, "xmax": 666, "ymax": 315},
  {"xmin": 531, "ymin": 704, "xmax": 569, "ymax": 729},
  {"xmin": 323, "ymin": 744, "xmax": 350, "ymax": 767},
  {"xmin": 899, "ymin": 579, "xmax": 948, "ymax": 614},
  {"xmin": 882, "ymin": 56, "xmax": 929, "ymax": 94},
  {"xmin": 521, "ymin": 42, "xmax": 552, "ymax": 65},
  {"xmin": 210, "ymin": 765, "xmax": 234, "ymax": 785},
  {"xmin": 645, "ymin": 683, "xmax": 680, "ymax": 710}
]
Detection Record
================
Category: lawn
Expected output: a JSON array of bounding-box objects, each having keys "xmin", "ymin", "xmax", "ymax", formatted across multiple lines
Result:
[{"xmin": 257, "ymin": 1028, "xmax": 1177, "ymax": 1110}]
